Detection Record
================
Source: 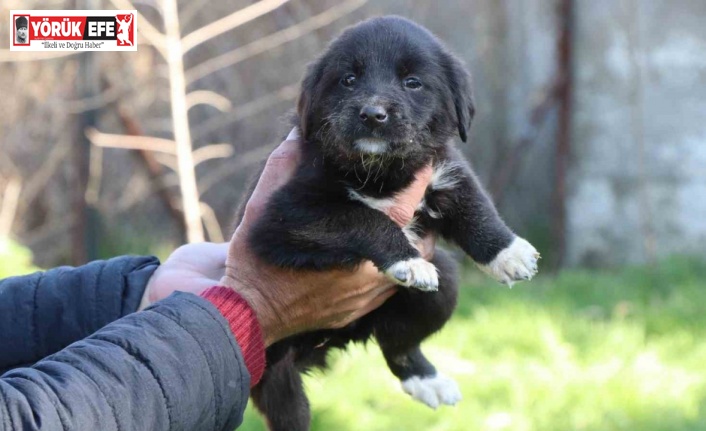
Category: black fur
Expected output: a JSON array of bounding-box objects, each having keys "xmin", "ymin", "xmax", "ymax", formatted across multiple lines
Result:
[{"xmin": 235, "ymin": 16, "xmax": 517, "ymax": 431}]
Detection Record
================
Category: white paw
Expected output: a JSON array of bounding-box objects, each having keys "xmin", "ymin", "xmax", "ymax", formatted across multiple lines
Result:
[
  {"xmin": 478, "ymin": 237, "xmax": 540, "ymax": 286},
  {"xmin": 401, "ymin": 374, "xmax": 462, "ymax": 409},
  {"xmin": 385, "ymin": 258, "xmax": 439, "ymax": 291}
]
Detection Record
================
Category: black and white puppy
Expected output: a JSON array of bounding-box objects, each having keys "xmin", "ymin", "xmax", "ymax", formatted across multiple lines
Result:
[{"xmin": 234, "ymin": 16, "xmax": 539, "ymax": 431}]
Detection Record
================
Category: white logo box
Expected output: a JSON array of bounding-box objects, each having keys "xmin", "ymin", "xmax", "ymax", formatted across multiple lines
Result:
[{"xmin": 10, "ymin": 10, "xmax": 137, "ymax": 52}]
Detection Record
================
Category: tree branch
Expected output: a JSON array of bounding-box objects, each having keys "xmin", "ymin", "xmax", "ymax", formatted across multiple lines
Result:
[
  {"xmin": 87, "ymin": 128, "xmax": 177, "ymax": 154},
  {"xmin": 85, "ymin": 146, "xmax": 103, "ymax": 205},
  {"xmin": 163, "ymin": 0, "xmax": 205, "ymax": 243},
  {"xmin": 0, "ymin": 177, "xmax": 22, "ymax": 239},
  {"xmin": 192, "ymin": 83, "xmax": 298, "ymax": 141},
  {"xmin": 185, "ymin": 90, "xmax": 232, "ymax": 112},
  {"xmin": 181, "ymin": 0, "xmax": 291, "ymax": 54},
  {"xmin": 193, "ymin": 144, "xmax": 234, "ymax": 166},
  {"xmin": 153, "ymin": 153, "xmax": 179, "ymax": 171},
  {"xmin": 185, "ymin": 0, "xmax": 367, "ymax": 84},
  {"xmin": 200, "ymin": 202, "xmax": 224, "ymax": 242},
  {"xmin": 198, "ymin": 143, "xmax": 277, "ymax": 195}
]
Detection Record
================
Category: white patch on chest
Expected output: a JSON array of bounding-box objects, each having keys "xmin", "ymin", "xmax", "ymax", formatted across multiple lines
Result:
[
  {"xmin": 430, "ymin": 162, "xmax": 464, "ymax": 191},
  {"xmin": 348, "ymin": 188, "xmax": 421, "ymax": 246},
  {"xmin": 347, "ymin": 159, "xmax": 465, "ymax": 233},
  {"xmin": 347, "ymin": 189, "xmax": 395, "ymax": 213},
  {"xmin": 347, "ymin": 161, "xmax": 461, "ymax": 226}
]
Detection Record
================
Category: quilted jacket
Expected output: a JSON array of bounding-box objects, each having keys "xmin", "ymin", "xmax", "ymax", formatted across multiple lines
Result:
[{"xmin": 0, "ymin": 256, "xmax": 250, "ymax": 431}]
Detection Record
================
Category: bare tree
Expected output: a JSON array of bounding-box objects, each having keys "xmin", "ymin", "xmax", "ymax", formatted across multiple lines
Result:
[
  {"xmin": 0, "ymin": 177, "xmax": 22, "ymax": 240},
  {"xmin": 87, "ymin": 0, "xmax": 367, "ymax": 243}
]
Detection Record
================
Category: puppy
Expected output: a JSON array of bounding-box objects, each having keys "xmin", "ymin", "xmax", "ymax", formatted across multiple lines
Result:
[{"xmin": 234, "ymin": 16, "xmax": 540, "ymax": 431}]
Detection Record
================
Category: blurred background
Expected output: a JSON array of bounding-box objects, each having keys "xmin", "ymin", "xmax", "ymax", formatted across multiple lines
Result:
[{"xmin": 1, "ymin": 0, "xmax": 706, "ymax": 430}]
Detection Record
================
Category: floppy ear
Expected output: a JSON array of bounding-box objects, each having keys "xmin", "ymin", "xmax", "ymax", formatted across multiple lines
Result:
[
  {"xmin": 444, "ymin": 54, "xmax": 476, "ymax": 143},
  {"xmin": 296, "ymin": 60, "xmax": 324, "ymax": 140}
]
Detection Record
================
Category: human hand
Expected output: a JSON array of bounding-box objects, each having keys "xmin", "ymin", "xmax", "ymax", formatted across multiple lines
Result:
[
  {"xmin": 142, "ymin": 242, "xmax": 229, "ymax": 308},
  {"xmin": 221, "ymin": 128, "xmax": 434, "ymax": 346}
]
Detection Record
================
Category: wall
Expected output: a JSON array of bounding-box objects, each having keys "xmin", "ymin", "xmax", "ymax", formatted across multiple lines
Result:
[{"xmin": 568, "ymin": 0, "xmax": 706, "ymax": 266}]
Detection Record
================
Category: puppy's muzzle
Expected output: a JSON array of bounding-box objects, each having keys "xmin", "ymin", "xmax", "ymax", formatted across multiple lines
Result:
[{"xmin": 354, "ymin": 138, "xmax": 389, "ymax": 154}]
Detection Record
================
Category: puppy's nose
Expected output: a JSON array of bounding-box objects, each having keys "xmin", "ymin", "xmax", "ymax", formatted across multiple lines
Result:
[{"xmin": 359, "ymin": 105, "xmax": 388, "ymax": 128}]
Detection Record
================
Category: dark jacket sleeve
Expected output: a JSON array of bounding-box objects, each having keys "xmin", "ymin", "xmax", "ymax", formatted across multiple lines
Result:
[
  {"xmin": 0, "ymin": 256, "xmax": 159, "ymax": 373},
  {"xmin": 0, "ymin": 292, "xmax": 250, "ymax": 431}
]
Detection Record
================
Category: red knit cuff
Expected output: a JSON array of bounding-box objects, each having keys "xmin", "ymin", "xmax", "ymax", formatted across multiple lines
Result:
[{"xmin": 200, "ymin": 286, "xmax": 266, "ymax": 387}]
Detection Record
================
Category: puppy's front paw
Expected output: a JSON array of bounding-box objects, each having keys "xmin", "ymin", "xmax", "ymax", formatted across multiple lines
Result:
[
  {"xmin": 478, "ymin": 237, "xmax": 540, "ymax": 286},
  {"xmin": 385, "ymin": 258, "xmax": 439, "ymax": 291},
  {"xmin": 402, "ymin": 373, "xmax": 462, "ymax": 409}
]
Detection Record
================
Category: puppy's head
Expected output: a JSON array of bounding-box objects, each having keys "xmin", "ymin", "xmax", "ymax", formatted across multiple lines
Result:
[{"xmin": 297, "ymin": 16, "xmax": 475, "ymax": 164}]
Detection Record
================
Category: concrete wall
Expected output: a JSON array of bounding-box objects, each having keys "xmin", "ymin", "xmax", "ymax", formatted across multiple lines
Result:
[{"xmin": 568, "ymin": 0, "xmax": 706, "ymax": 266}]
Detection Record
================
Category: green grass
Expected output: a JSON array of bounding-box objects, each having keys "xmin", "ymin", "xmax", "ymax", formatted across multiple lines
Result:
[
  {"xmin": 240, "ymin": 257, "xmax": 706, "ymax": 431},
  {"xmin": 3, "ymin": 240, "xmax": 705, "ymax": 430},
  {"xmin": 0, "ymin": 238, "xmax": 39, "ymax": 278}
]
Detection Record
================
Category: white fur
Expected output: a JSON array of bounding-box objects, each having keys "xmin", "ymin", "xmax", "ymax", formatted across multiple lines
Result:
[
  {"xmin": 348, "ymin": 189, "xmax": 422, "ymax": 246},
  {"xmin": 385, "ymin": 257, "xmax": 439, "ymax": 291},
  {"xmin": 402, "ymin": 374, "xmax": 462, "ymax": 409},
  {"xmin": 347, "ymin": 188, "xmax": 437, "ymax": 288},
  {"xmin": 347, "ymin": 189, "xmax": 394, "ymax": 213},
  {"xmin": 402, "ymin": 218, "xmax": 422, "ymax": 245},
  {"xmin": 425, "ymin": 207, "xmax": 442, "ymax": 219},
  {"xmin": 478, "ymin": 237, "xmax": 540, "ymax": 286},
  {"xmin": 354, "ymin": 138, "xmax": 389, "ymax": 154},
  {"xmin": 417, "ymin": 198, "xmax": 442, "ymax": 219},
  {"xmin": 430, "ymin": 162, "xmax": 464, "ymax": 191}
]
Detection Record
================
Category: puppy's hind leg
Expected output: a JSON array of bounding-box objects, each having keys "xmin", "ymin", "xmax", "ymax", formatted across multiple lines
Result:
[
  {"xmin": 371, "ymin": 248, "xmax": 461, "ymax": 409},
  {"xmin": 394, "ymin": 348, "xmax": 462, "ymax": 409},
  {"xmin": 251, "ymin": 353, "xmax": 310, "ymax": 431}
]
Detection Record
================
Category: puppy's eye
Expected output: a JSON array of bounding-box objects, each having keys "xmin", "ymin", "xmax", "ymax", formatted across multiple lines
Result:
[
  {"xmin": 404, "ymin": 77, "xmax": 422, "ymax": 90},
  {"xmin": 341, "ymin": 74, "xmax": 357, "ymax": 87}
]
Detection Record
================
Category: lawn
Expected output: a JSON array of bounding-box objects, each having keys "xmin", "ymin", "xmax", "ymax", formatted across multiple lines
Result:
[
  {"xmin": 3, "ymin": 241, "xmax": 705, "ymax": 430},
  {"xmin": 241, "ymin": 257, "xmax": 706, "ymax": 431}
]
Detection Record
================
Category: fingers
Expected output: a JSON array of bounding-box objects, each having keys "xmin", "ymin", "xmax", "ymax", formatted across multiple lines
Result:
[
  {"xmin": 344, "ymin": 287, "xmax": 398, "ymax": 323},
  {"xmin": 168, "ymin": 242, "xmax": 228, "ymax": 269},
  {"xmin": 241, "ymin": 128, "xmax": 302, "ymax": 228},
  {"xmin": 184, "ymin": 242, "xmax": 229, "ymax": 261},
  {"xmin": 191, "ymin": 242, "xmax": 228, "ymax": 280},
  {"xmin": 385, "ymin": 164, "xmax": 433, "ymax": 227}
]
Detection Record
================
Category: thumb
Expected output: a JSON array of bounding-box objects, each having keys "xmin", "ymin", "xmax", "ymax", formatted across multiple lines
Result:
[
  {"xmin": 385, "ymin": 164, "xmax": 433, "ymax": 228},
  {"xmin": 240, "ymin": 128, "xmax": 302, "ymax": 229}
]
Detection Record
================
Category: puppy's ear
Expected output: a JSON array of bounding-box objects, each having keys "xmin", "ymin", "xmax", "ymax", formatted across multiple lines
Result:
[
  {"xmin": 296, "ymin": 60, "xmax": 324, "ymax": 140},
  {"xmin": 444, "ymin": 54, "xmax": 476, "ymax": 143}
]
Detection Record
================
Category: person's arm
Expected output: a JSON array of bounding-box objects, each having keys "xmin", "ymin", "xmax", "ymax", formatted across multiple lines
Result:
[
  {"xmin": 0, "ymin": 130, "xmax": 432, "ymax": 431},
  {"xmin": 0, "ymin": 290, "xmax": 253, "ymax": 431},
  {"xmin": 0, "ymin": 256, "xmax": 159, "ymax": 373}
]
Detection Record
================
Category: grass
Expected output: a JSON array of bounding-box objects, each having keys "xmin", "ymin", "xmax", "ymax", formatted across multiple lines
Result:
[
  {"xmin": 0, "ymin": 238, "xmax": 38, "ymax": 278},
  {"xmin": 240, "ymin": 257, "xmax": 706, "ymax": 431},
  {"xmin": 3, "ymin": 241, "xmax": 705, "ymax": 430}
]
